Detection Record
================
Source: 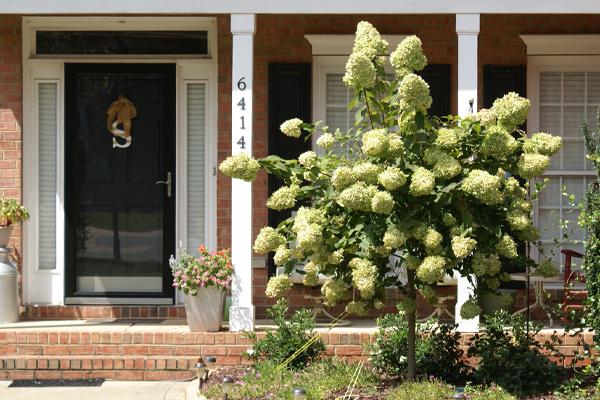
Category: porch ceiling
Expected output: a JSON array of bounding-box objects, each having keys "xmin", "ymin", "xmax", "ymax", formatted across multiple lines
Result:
[{"xmin": 2, "ymin": 0, "xmax": 600, "ymax": 15}]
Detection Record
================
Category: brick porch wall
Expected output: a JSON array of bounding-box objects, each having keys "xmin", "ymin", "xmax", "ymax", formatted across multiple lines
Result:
[{"xmin": 0, "ymin": 329, "xmax": 593, "ymax": 381}]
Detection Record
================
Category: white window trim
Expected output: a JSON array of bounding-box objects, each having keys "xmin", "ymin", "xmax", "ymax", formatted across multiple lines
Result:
[
  {"xmin": 22, "ymin": 17, "xmax": 218, "ymax": 305},
  {"xmin": 527, "ymin": 54, "xmax": 600, "ymax": 271}
]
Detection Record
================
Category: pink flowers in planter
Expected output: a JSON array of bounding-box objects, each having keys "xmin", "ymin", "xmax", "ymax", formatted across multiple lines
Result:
[{"xmin": 169, "ymin": 243, "xmax": 233, "ymax": 296}]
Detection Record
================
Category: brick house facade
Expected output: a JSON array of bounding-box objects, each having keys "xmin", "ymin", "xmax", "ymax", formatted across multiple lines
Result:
[{"xmin": 1, "ymin": 6, "xmax": 600, "ymax": 327}]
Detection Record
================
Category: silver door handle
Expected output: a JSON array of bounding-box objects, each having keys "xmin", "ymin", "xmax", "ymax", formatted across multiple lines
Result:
[{"xmin": 155, "ymin": 172, "xmax": 172, "ymax": 198}]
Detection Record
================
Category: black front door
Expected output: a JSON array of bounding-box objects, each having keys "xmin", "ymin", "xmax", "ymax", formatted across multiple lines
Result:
[{"xmin": 65, "ymin": 64, "xmax": 176, "ymax": 299}]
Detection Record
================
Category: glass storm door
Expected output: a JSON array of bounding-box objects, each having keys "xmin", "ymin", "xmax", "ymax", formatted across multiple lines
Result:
[{"xmin": 65, "ymin": 64, "xmax": 176, "ymax": 299}]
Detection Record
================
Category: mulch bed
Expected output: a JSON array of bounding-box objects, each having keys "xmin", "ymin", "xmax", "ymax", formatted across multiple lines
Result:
[{"xmin": 199, "ymin": 366, "xmax": 589, "ymax": 400}]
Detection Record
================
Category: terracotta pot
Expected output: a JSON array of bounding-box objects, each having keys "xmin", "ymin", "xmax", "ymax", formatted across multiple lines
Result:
[
  {"xmin": 183, "ymin": 286, "xmax": 225, "ymax": 332},
  {"xmin": 0, "ymin": 227, "xmax": 12, "ymax": 248}
]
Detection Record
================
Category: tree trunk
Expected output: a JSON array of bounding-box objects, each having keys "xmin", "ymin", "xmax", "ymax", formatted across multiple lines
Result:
[{"xmin": 406, "ymin": 269, "xmax": 417, "ymax": 381}]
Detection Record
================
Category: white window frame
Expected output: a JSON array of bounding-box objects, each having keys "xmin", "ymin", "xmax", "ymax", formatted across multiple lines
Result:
[
  {"xmin": 526, "ymin": 53, "xmax": 600, "ymax": 274},
  {"xmin": 22, "ymin": 17, "xmax": 218, "ymax": 305}
]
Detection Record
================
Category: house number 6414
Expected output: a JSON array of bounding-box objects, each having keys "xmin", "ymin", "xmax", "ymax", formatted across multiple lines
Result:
[{"xmin": 237, "ymin": 77, "xmax": 247, "ymax": 149}]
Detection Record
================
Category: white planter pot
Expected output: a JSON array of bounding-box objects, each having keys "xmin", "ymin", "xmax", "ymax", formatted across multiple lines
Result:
[
  {"xmin": 183, "ymin": 286, "xmax": 225, "ymax": 332},
  {"xmin": 0, "ymin": 227, "xmax": 12, "ymax": 248}
]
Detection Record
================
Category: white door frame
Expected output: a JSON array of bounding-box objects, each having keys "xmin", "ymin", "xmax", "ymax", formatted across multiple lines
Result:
[{"xmin": 21, "ymin": 16, "xmax": 218, "ymax": 305}]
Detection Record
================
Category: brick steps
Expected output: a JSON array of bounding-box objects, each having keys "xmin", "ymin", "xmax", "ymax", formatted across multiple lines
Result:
[{"xmin": 0, "ymin": 355, "xmax": 197, "ymax": 381}]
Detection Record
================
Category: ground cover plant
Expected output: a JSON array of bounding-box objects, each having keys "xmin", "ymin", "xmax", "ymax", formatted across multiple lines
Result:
[{"xmin": 220, "ymin": 20, "xmax": 561, "ymax": 378}]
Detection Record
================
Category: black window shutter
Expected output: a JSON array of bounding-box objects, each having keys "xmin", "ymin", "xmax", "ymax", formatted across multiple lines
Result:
[
  {"xmin": 267, "ymin": 63, "xmax": 311, "ymax": 277},
  {"xmin": 418, "ymin": 64, "xmax": 451, "ymax": 118},
  {"xmin": 484, "ymin": 65, "xmax": 528, "ymax": 281},
  {"xmin": 483, "ymin": 65, "xmax": 526, "ymax": 108}
]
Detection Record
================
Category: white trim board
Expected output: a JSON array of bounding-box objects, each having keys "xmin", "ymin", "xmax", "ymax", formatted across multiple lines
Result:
[
  {"xmin": 3, "ymin": 1, "xmax": 600, "ymax": 14},
  {"xmin": 521, "ymin": 35, "xmax": 600, "ymax": 56},
  {"xmin": 305, "ymin": 35, "xmax": 407, "ymax": 56},
  {"xmin": 22, "ymin": 17, "xmax": 218, "ymax": 306}
]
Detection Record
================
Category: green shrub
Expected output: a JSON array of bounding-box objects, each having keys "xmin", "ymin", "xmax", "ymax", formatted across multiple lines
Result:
[
  {"xmin": 384, "ymin": 380, "xmax": 453, "ymax": 400},
  {"xmin": 582, "ymin": 112, "xmax": 600, "ymax": 332},
  {"xmin": 246, "ymin": 299, "xmax": 325, "ymax": 370},
  {"xmin": 467, "ymin": 310, "xmax": 564, "ymax": 396},
  {"xmin": 368, "ymin": 308, "xmax": 470, "ymax": 383}
]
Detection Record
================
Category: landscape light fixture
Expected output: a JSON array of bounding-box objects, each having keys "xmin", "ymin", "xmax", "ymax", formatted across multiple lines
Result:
[
  {"xmin": 195, "ymin": 359, "xmax": 207, "ymax": 390},
  {"xmin": 222, "ymin": 376, "xmax": 234, "ymax": 400},
  {"xmin": 292, "ymin": 387, "xmax": 307, "ymax": 400}
]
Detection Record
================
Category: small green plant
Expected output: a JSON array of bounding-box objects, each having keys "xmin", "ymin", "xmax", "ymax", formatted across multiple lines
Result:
[
  {"xmin": 368, "ymin": 307, "xmax": 469, "ymax": 383},
  {"xmin": 467, "ymin": 310, "xmax": 564, "ymax": 396},
  {"xmin": 246, "ymin": 299, "xmax": 326, "ymax": 370},
  {"xmin": 0, "ymin": 198, "xmax": 29, "ymax": 227},
  {"xmin": 464, "ymin": 384, "xmax": 517, "ymax": 400},
  {"xmin": 384, "ymin": 380, "xmax": 453, "ymax": 400}
]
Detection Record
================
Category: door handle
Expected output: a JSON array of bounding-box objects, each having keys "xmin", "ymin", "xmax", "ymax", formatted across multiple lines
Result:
[{"xmin": 155, "ymin": 172, "xmax": 172, "ymax": 198}]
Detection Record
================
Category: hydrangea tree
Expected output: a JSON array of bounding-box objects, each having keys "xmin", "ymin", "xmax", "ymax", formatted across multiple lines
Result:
[{"xmin": 220, "ymin": 21, "xmax": 561, "ymax": 379}]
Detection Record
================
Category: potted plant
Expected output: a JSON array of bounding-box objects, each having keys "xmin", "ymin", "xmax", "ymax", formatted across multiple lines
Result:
[
  {"xmin": 0, "ymin": 199, "xmax": 30, "ymax": 247},
  {"xmin": 169, "ymin": 243, "xmax": 233, "ymax": 332}
]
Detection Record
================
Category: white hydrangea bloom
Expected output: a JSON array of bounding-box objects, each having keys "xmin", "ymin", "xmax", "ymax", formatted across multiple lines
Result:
[
  {"xmin": 316, "ymin": 133, "xmax": 336, "ymax": 150},
  {"xmin": 461, "ymin": 169, "xmax": 503, "ymax": 205},
  {"xmin": 416, "ymin": 255, "xmax": 446, "ymax": 284},
  {"xmin": 390, "ymin": 35, "xmax": 427, "ymax": 75},
  {"xmin": 516, "ymin": 153, "xmax": 550, "ymax": 179},
  {"xmin": 352, "ymin": 162, "xmax": 381, "ymax": 185},
  {"xmin": 331, "ymin": 166, "xmax": 356, "ymax": 190},
  {"xmin": 298, "ymin": 151, "xmax": 318, "ymax": 167},
  {"xmin": 266, "ymin": 185, "xmax": 299, "ymax": 210},
  {"xmin": 253, "ymin": 227, "xmax": 286, "ymax": 254},
  {"xmin": 409, "ymin": 167, "xmax": 435, "ymax": 196},
  {"xmin": 343, "ymin": 52, "xmax": 376, "ymax": 89},
  {"xmin": 371, "ymin": 191, "xmax": 394, "ymax": 214},
  {"xmin": 362, "ymin": 129, "xmax": 389, "ymax": 157},
  {"xmin": 337, "ymin": 182, "xmax": 378, "ymax": 212},
  {"xmin": 265, "ymin": 275, "xmax": 292, "ymax": 298},
  {"xmin": 523, "ymin": 132, "xmax": 562, "ymax": 156},
  {"xmin": 491, "ymin": 92, "xmax": 530, "ymax": 130},
  {"xmin": 378, "ymin": 166, "xmax": 407, "ymax": 191},
  {"xmin": 280, "ymin": 118, "xmax": 303, "ymax": 138},
  {"xmin": 383, "ymin": 226, "xmax": 406, "ymax": 250},
  {"xmin": 219, "ymin": 152, "xmax": 261, "ymax": 182},
  {"xmin": 399, "ymin": 73, "xmax": 432, "ymax": 113},
  {"xmin": 451, "ymin": 236, "xmax": 477, "ymax": 259}
]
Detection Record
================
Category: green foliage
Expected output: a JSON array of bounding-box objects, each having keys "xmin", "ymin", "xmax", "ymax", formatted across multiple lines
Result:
[
  {"xmin": 464, "ymin": 384, "xmax": 517, "ymax": 400},
  {"xmin": 368, "ymin": 308, "xmax": 470, "ymax": 383},
  {"xmin": 467, "ymin": 311, "xmax": 564, "ymax": 396},
  {"xmin": 384, "ymin": 380, "xmax": 453, "ymax": 400},
  {"xmin": 246, "ymin": 299, "xmax": 325, "ymax": 370},
  {"xmin": 202, "ymin": 359, "xmax": 378, "ymax": 400},
  {"xmin": 0, "ymin": 198, "xmax": 29, "ymax": 227}
]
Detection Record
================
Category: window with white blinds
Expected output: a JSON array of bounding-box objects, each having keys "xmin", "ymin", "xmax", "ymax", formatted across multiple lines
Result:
[
  {"xmin": 38, "ymin": 82, "xmax": 58, "ymax": 270},
  {"xmin": 536, "ymin": 72, "xmax": 600, "ymax": 269},
  {"xmin": 186, "ymin": 83, "xmax": 206, "ymax": 256}
]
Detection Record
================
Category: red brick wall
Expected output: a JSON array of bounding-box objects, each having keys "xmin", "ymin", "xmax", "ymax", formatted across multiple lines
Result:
[{"xmin": 0, "ymin": 16, "xmax": 23, "ymax": 261}]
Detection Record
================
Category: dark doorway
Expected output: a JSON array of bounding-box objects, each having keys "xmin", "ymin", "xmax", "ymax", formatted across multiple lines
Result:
[{"xmin": 65, "ymin": 63, "xmax": 176, "ymax": 299}]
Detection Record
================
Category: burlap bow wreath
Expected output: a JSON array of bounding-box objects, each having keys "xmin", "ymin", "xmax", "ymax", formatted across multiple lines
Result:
[{"xmin": 106, "ymin": 96, "xmax": 137, "ymax": 148}]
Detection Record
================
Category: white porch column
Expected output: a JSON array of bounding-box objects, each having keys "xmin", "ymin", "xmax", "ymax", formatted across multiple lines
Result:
[
  {"xmin": 229, "ymin": 13, "xmax": 256, "ymax": 332},
  {"xmin": 455, "ymin": 13, "xmax": 480, "ymax": 332}
]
